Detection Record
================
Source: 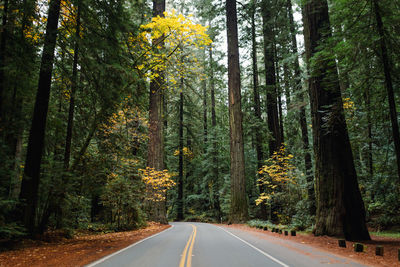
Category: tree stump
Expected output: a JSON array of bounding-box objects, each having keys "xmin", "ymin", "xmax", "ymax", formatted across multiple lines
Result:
[
  {"xmin": 338, "ymin": 239, "xmax": 346, "ymax": 248},
  {"xmin": 375, "ymin": 246, "xmax": 384, "ymax": 256},
  {"xmin": 284, "ymin": 230, "xmax": 288, "ymax": 236},
  {"xmin": 290, "ymin": 230, "xmax": 296, "ymax": 236},
  {"xmin": 354, "ymin": 243, "xmax": 364, "ymax": 252}
]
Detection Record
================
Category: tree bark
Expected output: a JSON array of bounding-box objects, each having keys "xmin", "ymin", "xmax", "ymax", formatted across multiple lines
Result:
[
  {"xmin": 177, "ymin": 79, "xmax": 184, "ymax": 221},
  {"xmin": 302, "ymin": 0, "xmax": 370, "ymax": 241},
  {"xmin": 64, "ymin": 1, "xmax": 81, "ymax": 171},
  {"xmin": 287, "ymin": 0, "xmax": 315, "ymax": 215},
  {"xmin": 0, "ymin": 0, "xmax": 8, "ymax": 123},
  {"xmin": 373, "ymin": 0, "xmax": 400, "ymax": 184},
  {"xmin": 19, "ymin": 0, "xmax": 62, "ymax": 234},
  {"xmin": 209, "ymin": 41, "xmax": 221, "ymax": 219},
  {"xmin": 261, "ymin": 0, "xmax": 281, "ymax": 155},
  {"xmin": 203, "ymin": 63, "xmax": 208, "ymax": 145},
  {"xmin": 147, "ymin": 0, "xmax": 167, "ymax": 224},
  {"xmin": 226, "ymin": 0, "xmax": 248, "ymax": 223},
  {"xmin": 250, "ymin": 0, "xmax": 267, "ymax": 220}
]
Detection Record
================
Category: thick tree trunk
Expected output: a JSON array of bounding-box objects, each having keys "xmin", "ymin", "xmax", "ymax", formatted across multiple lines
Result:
[
  {"xmin": 373, "ymin": 0, "xmax": 400, "ymax": 184},
  {"xmin": 302, "ymin": 0, "xmax": 370, "ymax": 241},
  {"xmin": 261, "ymin": 0, "xmax": 281, "ymax": 155},
  {"xmin": 226, "ymin": 0, "xmax": 248, "ymax": 223},
  {"xmin": 287, "ymin": 0, "xmax": 315, "ymax": 215},
  {"xmin": 147, "ymin": 0, "xmax": 167, "ymax": 224},
  {"xmin": 177, "ymin": 80, "xmax": 184, "ymax": 221},
  {"xmin": 19, "ymin": 0, "xmax": 62, "ymax": 234},
  {"xmin": 250, "ymin": 0, "xmax": 267, "ymax": 220}
]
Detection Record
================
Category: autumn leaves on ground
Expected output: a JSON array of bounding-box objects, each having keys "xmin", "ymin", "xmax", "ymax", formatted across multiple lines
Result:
[{"xmin": 0, "ymin": 223, "xmax": 170, "ymax": 267}]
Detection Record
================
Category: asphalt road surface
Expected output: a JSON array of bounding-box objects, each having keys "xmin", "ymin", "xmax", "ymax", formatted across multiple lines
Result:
[{"xmin": 86, "ymin": 222, "xmax": 366, "ymax": 267}]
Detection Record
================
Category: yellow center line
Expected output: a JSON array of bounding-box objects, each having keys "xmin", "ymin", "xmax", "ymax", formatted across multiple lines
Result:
[
  {"xmin": 186, "ymin": 225, "xmax": 197, "ymax": 267},
  {"xmin": 179, "ymin": 224, "xmax": 197, "ymax": 267}
]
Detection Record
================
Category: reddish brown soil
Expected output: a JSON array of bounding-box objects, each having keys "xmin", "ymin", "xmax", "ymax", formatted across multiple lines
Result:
[
  {"xmin": 225, "ymin": 224, "xmax": 400, "ymax": 267},
  {"xmin": 0, "ymin": 222, "xmax": 170, "ymax": 267}
]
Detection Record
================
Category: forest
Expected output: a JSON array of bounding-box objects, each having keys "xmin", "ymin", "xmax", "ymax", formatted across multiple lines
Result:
[{"xmin": 0, "ymin": 0, "xmax": 399, "ymax": 243}]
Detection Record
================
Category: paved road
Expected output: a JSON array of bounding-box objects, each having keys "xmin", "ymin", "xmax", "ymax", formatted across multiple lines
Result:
[{"xmin": 86, "ymin": 222, "xmax": 366, "ymax": 267}]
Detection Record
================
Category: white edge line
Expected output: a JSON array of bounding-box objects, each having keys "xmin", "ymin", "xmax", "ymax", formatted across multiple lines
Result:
[
  {"xmin": 85, "ymin": 225, "xmax": 174, "ymax": 267},
  {"xmin": 217, "ymin": 226, "xmax": 290, "ymax": 267}
]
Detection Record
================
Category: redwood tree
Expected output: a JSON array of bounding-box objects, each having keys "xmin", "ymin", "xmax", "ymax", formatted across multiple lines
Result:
[
  {"xmin": 286, "ymin": 0, "xmax": 314, "ymax": 215},
  {"xmin": 147, "ymin": 0, "xmax": 167, "ymax": 224},
  {"xmin": 250, "ymin": 0, "xmax": 267, "ymax": 220},
  {"xmin": 302, "ymin": 0, "xmax": 370, "ymax": 241},
  {"xmin": 372, "ymin": 0, "xmax": 400, "ymax": 184},
  {"xmin": 226, "ymin": 0, "xmax": 248, "ymax": 223},
  {"xmin": 261, "ymin": 0, "xmax": 281, "ymax": 155},
  {"xmin": 19, "ymin": 0, "xmax": 62, "ymax": 234}
]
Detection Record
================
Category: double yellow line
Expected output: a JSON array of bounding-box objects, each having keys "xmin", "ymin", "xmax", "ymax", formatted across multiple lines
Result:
[{"xmin": 179, "ymin": 224, "xmax": 197, "ymax": 267}]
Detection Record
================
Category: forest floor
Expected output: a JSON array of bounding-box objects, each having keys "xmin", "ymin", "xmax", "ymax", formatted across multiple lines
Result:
[
  {"xmin": 225, "ymin": 224, "xmax": 400, "ymax": 267},
  {"xmin": 0, "ymin": 222, "xmax": 170, "ymax": 267}
]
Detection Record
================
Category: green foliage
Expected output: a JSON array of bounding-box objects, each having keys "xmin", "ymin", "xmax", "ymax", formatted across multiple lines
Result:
[{"xmin": 0, "ymin": 199, "xmax": 26, "ymax": 239}]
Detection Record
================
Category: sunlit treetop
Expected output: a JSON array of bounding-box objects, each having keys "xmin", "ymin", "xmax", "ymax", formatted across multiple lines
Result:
[{"xmin": 129, "ymin": 10, "xmax": 212, "ymax": 79}]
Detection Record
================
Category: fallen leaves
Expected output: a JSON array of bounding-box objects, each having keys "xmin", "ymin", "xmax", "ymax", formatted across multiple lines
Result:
[{"xmin": 0, "ymin": 222, "xmax": 170, "ymax": 267}]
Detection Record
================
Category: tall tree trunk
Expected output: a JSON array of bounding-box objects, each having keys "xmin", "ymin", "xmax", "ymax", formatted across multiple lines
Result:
[
  {"xmin": 52, "ymin": 2, "xmax": 81, "ymax": 229},
  {"xmin": 177, "ymin": 79, "xmax": 184, "ymax": 221},
  {"xmin": 19, "ymin": 0, "xmax": 62, "ymax": 234},
  {"xmin": 363, "ymin": 84, "xmax": 374, "ymax": 199},
  {"xmin": 250, "ymin": 0, "xmax": 267, "ymax": 220},
  {"xmin": 283, "ymin": 63, "xmax": 291, "ymax": 109},
  {"xmin": 302, "ymin": 0, "xmax": 370, "ymax": 241},
  {"xmin": 64, "ymin": 2, "xmax": 81, "ymax": 171},
  {"xmin": 209, "ymin": 41, "xmax": 221, "ymax": 219},
  {"xmin": 226, "ymin": 0, "xmax": 248, "ymax": 223},
  {"xmin": 373, "ymin": 0, "xmax": 400, "ymax": 184},
  {"xmin": 185, "ymin": 133, "xmax": 192, "ymax": 216},
  {"xmin": 0, "ymin": 0, "xmax": 8, "ymax": 123},
  {"xmin": 287, "ymin": 0, "xmax": 315, "ymax": 215},
  {"xmin": 147, "ymin": 0, "xmax": 167, "ymax": 224},
  {"xmin": 261, "ymin": 0, "xmax": 281, "ymax": 155},
  {"xmin": 203, "ymin": 67, "xmax": 208, "ymax": 145}
]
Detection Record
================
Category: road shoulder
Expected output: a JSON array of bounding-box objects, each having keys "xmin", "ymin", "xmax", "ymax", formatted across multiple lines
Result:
[
  {"xmin": 0, "ymin": 222, "xmax": 170, "ymax": 267},
  {"xmin": 222, "ymin": 224, "xmax": 400, "ymax": 267}
]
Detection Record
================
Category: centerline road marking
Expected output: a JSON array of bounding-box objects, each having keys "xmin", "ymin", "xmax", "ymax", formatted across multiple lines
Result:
[{"xmin": 179, "ymin": 224, "xmax": 197, "ymax": 267}]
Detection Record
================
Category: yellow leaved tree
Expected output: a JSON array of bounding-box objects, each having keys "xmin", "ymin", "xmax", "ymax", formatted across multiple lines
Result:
[
  {"xmin": 128, "ymin": 10, "xmax": 212, "ymax": 82},
  {"xmin": 256, "ymin": 145, "xmax": 296, "ymax": 206},
  {"xmin": 139, "ymin": 167, "xmax": 176, "ymax": 202}
]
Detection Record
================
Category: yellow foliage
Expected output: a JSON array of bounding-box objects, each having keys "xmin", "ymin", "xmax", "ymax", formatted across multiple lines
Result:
[
  {"xmin": 256, "ymin": 145, "xmax": 297, "ymax": 206},
  {"xmin": 342, "ymin": 97, "xmax": 355, "ymax": 111},
  {"xmin": 173, "ymin": 146, "xmax": 194, "ymax": 160},
  {"xmin": 139, "ymin": 167, "xmax": 176, "ymax": 202},
  {"xmin": 128, "ymin": 10, "xmax": 212, "ymax": 80}
]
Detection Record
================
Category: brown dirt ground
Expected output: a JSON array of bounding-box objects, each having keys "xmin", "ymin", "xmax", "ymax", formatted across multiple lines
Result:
[
  {"xmin": 224, "ymin": 224, "xmax": 400, "ymax": 267},
  {"xmin": 0, "ymin": 222, "xmax": 170, "ymax": 267}
]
